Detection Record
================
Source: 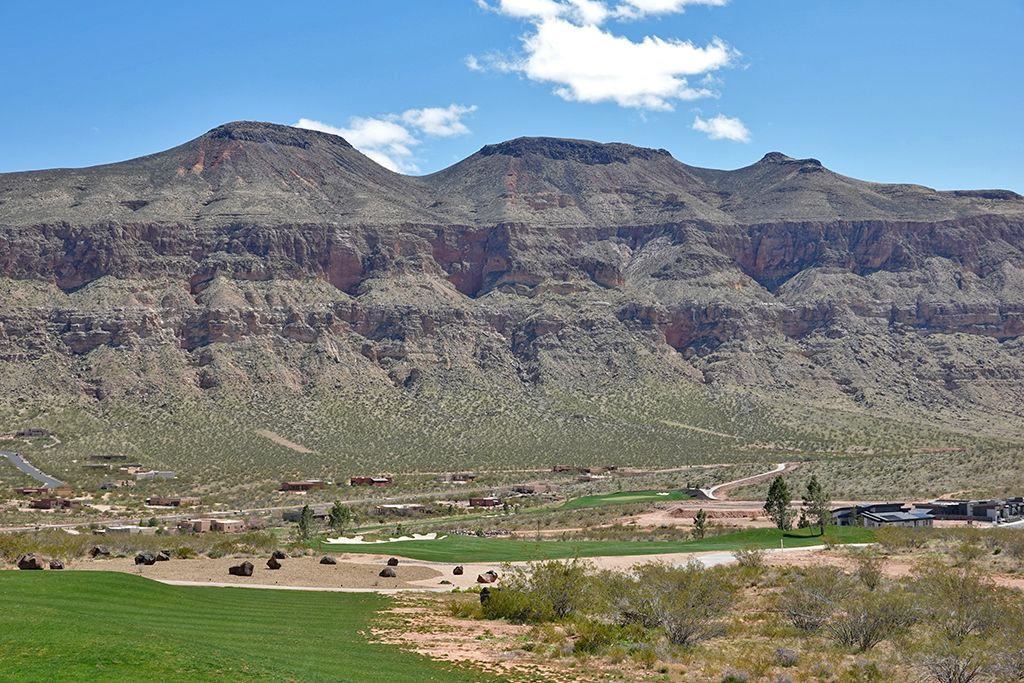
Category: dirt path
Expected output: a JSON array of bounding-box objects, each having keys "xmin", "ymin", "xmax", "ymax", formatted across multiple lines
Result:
[
  {"xmin": 702, "ymin": 461, "xmax": 797, "ymax": 500},
  {"xmin": 254, "ymin": 429, "xmax": 313, "ymax": 454}
]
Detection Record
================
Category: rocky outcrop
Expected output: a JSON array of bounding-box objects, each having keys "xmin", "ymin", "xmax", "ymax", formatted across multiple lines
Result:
[{"xmin": 2, "ymin": 122, "xmax": 1024, "ymax": 443}]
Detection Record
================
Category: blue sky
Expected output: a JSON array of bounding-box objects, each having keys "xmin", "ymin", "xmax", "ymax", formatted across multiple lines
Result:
[{"xmin": 1, "ymin": 0, "xmax": 1021, "ymax": 190}]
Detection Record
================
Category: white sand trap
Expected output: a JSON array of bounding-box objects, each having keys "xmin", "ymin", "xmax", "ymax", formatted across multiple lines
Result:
[{"xmin": 325, "ymin": 532, "xmax": 446, "ymax": 545}]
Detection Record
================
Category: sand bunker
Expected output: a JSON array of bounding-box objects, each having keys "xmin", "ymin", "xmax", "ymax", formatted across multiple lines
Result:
[
  {"xmin": 325, "ymin": 532, "xmax": 445, "ymax": 544},
  {"xmin": 70, "ymin": 555, "xmax": 442, "ymax": 590}
]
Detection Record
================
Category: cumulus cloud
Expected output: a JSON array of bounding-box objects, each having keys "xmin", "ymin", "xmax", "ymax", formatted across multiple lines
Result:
[
  {"xmin": 400, "ymin": 104, "xmax": 478, "ymax": 137},
  {"xmin": 294, "ymin": 104, "xmax": 476, "ymax": 173},
  {"xmin": 691, "ymin": 113, "xmax": 750, "ymax": 142},
  {"xmin": 472, "ymin": 0, "xmax": 737, "ymax": 111}
]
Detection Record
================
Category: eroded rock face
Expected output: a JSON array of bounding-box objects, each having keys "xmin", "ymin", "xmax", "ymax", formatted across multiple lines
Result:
[{"xmin": 2, "ymin": 122, "xmax": 1024, "ymax": 435}]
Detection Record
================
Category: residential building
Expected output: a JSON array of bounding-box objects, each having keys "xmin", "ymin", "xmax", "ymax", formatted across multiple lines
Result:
[
  {"xmin": 280, "ymin": 480, "xmax": 326, "ymax": 492},
  {"xmin": 832, "ymin": 503, "xmax": 934, "ymax": 528},
  {"xmin": 211, "ymin": 519, "xmax": 246, "ymax": 533},
  {"xmin": 145, "ymin": 496, "xmax": 199, "ymax": 507},
  {"xmin": 469, "ymin": 496, "xmax": 502, "ymax": 508}
]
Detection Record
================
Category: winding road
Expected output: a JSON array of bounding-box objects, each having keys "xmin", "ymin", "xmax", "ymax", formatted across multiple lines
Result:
[
  {"xmin": 0, "ymin": 450, "xmax": 65, "ymax": 488},
  {"xmin": 699, "ymin": 462, "xmax": 794, "ymax": 500}
]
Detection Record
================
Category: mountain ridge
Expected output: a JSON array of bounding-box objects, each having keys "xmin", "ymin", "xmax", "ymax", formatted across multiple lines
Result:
[{"xmin": 3, "ymin": 121, "xmax": 1024, "ymax": 469}]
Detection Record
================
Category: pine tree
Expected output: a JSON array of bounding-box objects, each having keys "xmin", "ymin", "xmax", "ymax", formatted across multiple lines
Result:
[
  {"xmin": 692, "ymin": 508, "xmax": 708, "ymax": 540},
  {"xmin": 297, "ymin": 504, "xmax": 315, "ymax": 541},
  {"xmin": 764, "ymin": 476, "xmax": 792, "ymax": 530},
  {"xmin": 327, "ymin": 501, "xmax": 353, "ymax": 534},
  {"xmin": 803, "ymin": 476, "xmax": 831, "ymax": 535}
]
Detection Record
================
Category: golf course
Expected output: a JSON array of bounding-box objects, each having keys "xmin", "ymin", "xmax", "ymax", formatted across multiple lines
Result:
[
  {"xmin": 323, "ymin": 526, "xmax": 876, "ymax": 563},
  {"xmin": 0, "ymin": 572, "xmax": 496, "ymax": 681}
]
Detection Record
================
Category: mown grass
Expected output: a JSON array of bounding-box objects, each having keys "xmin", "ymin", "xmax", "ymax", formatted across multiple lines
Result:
[
  {"xmin": 323, "ymin": 526, "xmax": 876, "ymax": 563},
  {"xmin": 0, "ymin": 572, "xmax": 496, "ymax": 682},
  {"xmin": 562, "ymin": 489, "xmax": 693, "ymax": 510}
]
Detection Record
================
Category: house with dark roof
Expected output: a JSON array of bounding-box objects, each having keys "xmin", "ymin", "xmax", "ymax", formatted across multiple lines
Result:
[{"xmin": 831, "ymin": 503, "xmax": 933, "ymax": 528}]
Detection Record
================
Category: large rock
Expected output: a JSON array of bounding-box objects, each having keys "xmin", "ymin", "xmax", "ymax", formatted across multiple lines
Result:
[
  {"xmin": 156, "ymin": 551, "xmax": 171, "ymax": 562},
  {"xmin": 228, "ymin": 561, "xmax": 254, "ymax": 577},
  {"xmin": 267, "ymin": 556, "xmax": 282, "ymax": 570},
  {"xmin": 49, "ymin": 559, "xmax": 65, "ymax": 570},
  {"xmin": 453, "ymin": 565, "xmax": 464, "ymax": 576},
  {"xmin": 134, "ymin": 552, "xmax": 156, "ymax": 566},
  {"xmin": 271, "ymin": 550, "xmax": 286, "ymax": 560},
  {"xmin": 319, "ymin": 556, "xmax": 337, "ymax": 565},
  {"xmin": 89, "ymin": 546, "xmax": 110, "ymax": 558},
  {"xmin": 386, "ymin": 557, "xmax": 399, "ymax": 567},
  {"xmin": 379, "ymin": 567, "xmax": 397, "ymax": 578},
  {"xmin": 477, "ymin": 570, "xmax": 498, "ymax": 584},
  {"xmin": 17, "ymin": 554, "xmax": 47, "ymax": 570}
]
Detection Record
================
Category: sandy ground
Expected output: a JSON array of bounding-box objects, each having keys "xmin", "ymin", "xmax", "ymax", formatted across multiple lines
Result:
[
  {"xmin": 68, "ymin": 554, "xmax": 444, "ymax": 590},
  {"xmin": 254, "ymin": 429, "xmax": 313, "ymax": 454}
]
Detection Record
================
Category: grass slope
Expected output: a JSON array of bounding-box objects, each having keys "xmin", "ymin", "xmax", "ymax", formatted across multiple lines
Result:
[
  {"xmin": 563, "ymin": 490, "xmax": 693, "ymax": 510},
  {"xmin": 0, "ymin": 572, "xmax": 495, "ymax": 682},
  {"xmin": 324, "ymin": 526, "xmax": 876, "ymax": 563}
]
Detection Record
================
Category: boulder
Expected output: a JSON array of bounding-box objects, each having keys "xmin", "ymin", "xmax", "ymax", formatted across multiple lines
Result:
[
  {"xmin": 439, "ymin": 579, "xmax": 452, "ymax": 585},
  {"xmin": 379, "ymin": 567, "xmax": 397, "ymax": 578},
  {"xmin": 386, "ymin": 557, "xmax": 399, "ymax": 566},
  {"xmin": 156, "ymin": 551, "xmax": 171, "ymax": 562},
  {"xmin": 89, "ymin": 545, "xmax": 110, "ymax": 558},
  {"xmin": 228, "ymin": 561, "xmax": 254, "ymax": 577},
  {"xmin": 453, "ymin": 565, "xmax": 464, "ymax": 575},
  {"xmin": 271, "ymin": 549, "xmax": 286, "ymax": 560},
  {"xmin": 17, "ymin": 553, "xmax": 47, "ymax": 570},
  {"xmin": 134, "ymin": 552, "xmax": 157, "ymax": 566},
  {"xmin": 477, "ymin": 570, "xmax": 498, "ymax": 584},
  {"xmin": 49, "ymin": 559, "xmax": 65, "ymax": 570},
  {"xmin": 267, "ymin": 556, "xmax": 282, "ymax": 570},
  {"xmin": 319, "ymin": 556, "xmax": 338, "ymax": 565}
]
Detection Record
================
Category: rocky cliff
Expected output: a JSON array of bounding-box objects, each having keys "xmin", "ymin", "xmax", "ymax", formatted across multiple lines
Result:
[{"xmin": 3, "ymin": 121, "xmax": 1024, "ymax": 466}]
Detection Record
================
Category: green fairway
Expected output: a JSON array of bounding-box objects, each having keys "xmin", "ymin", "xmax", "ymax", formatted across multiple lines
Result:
[
  {"xmin": 562, "ymin": 489, "xmax": 694, "ymax": 510},
  {"xmin": 324, "ymin": 526, "xmax": 876, "ymax": 563},
  {"xmin": 0, "ymin": 572, "xmax": 496, "ymax": 682}
]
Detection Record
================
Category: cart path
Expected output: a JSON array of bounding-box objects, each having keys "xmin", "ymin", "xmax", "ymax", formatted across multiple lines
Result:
[
  {"xmin": 0, "ymin": 451, "xmax": 65, "ymax": 488},
  {"xmin": 700, "ymin": 462, "xmax": 796, "ymax": 501}
]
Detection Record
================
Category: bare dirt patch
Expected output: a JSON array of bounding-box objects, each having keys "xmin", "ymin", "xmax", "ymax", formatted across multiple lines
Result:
[
  {"xmin": 254, "ymin": 429, "xmax": 313, "ymax": 454},
  {"xmin": 68, "ymin": 554, "xmax": 440, "ymax": 590}
]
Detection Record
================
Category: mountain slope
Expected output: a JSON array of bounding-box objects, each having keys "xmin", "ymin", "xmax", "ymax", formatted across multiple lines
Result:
[{"xmin": 2, "ymin": 121, "xmax": 1024, "ymax": 482}]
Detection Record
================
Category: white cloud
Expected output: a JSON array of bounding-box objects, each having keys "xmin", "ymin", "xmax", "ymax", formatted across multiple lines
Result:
[
  {"xmin": 613, "ymin": 0, "xmax": 727, "ymax": 20},
  {"xmin": 518, "ymin": 19, "xmax": 733, "ymax": 109},
  {"xmin": 400, "ymin": 104, "xmax": 478, "ymax": 137},
  {"xmin": 294, "ymin": 104, "xmax": 476, "ymax": 174},
  {"xmin": 473, "ymin": 0, "xmax": 736, "ymax": 111},
  {"xmin": 692, "ymin": 113, "xmax": 750, "ymax": 142}
]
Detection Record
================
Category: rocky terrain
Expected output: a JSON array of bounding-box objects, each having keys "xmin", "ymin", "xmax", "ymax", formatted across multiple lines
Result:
[{"xmin": 2, "ymin": 121, "xmax": 1024, "ymax": 475}]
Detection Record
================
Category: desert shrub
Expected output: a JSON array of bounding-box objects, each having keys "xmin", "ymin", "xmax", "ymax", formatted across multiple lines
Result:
[
  {"xmin": 909, "ymin": 564, "xmax": 1004, "ymax": 644},
  {"xmin": 734, "ymin": 547, "xmax": 766, "ymax": 571},
  {"xmin": 631, "ymin": 646, "xmax": 658, "ymax": 670},
  {"xmin": 720, "ymin": 669, "xmax": 749, "ymax": 683},
  {"xmin": 173, "ymin": 546, "xmax": 198, "ymax": 559},
  {"xmin": 875, "ymin": 526, "xmax": 928, "ymax": 551},
  {"xmin": 827, "ymin": 588, "xmax": 915, "ymax": 652},
  {"xmin": 611, "ymin": 562, "xmax": 737, "ymax": 646},
  {"xmin": 850, "ymin": 548, "xmax": 885, "ymax": 591},
  {"xmin": 778, "ymin": 566, "xmax": 855, "ymax": 632},
  {"xmin": 482, "ymin": 587, "xmax": 554, "ymax": 623},
  {"xmin": 484, "ymin": 559, "xmax": 598, "ymax": 624},
  {"xmin": 773, "ymin": 647, "xmax": 799, "ymax": 668}
]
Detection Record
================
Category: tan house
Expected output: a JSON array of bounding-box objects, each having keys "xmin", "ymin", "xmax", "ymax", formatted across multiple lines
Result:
[{"xmin": 211, "ymin": 519, "xmax": 246, "ymax": 533}]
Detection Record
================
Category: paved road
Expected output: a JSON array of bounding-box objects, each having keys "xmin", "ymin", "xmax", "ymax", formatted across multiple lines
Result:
[
  {"xmin": 700, "ymin": 462, "xmax": 790, "ymax": 500},
  {"xmin": 0, "ymin": 451, "xmax": 65, "ymax": 488}
]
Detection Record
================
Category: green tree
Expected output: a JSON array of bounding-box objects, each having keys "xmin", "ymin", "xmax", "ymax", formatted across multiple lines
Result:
[
  {"xmin": 297, "ymin": 504, "xmax": 315, "ymax": 541},
  {"xmin": 327, "ymin": 501, "xmax": 353, "ymax": 534},
  {"xmin": 803, "ymin": 476, "xmax": 831, "ymax": 535},
  {"xmin": 692, "ymin": 508, "xmax": 708, "ymax": 540},
  {"xmin": 764, "ymin": 476, "xmax": 792, "ymax": 530}
]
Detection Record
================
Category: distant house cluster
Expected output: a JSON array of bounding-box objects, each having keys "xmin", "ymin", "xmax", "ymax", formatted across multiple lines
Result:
[
  {"xmin": 916, "ymin": 497, "xmax": 1024, "ymax": 524},
  {"xmin": 832, "ymin": 503, "xmax": 934, "ymax": 528},
  {"xmin": 145, "ymin": 496, "xmax": 200, "ymax": 507},
  {"xmin": 179, "ymin": 518, "xmax": 246, "ymax": 533},
  {"xmin": 349, "ymin": 476, "xmax": 391, "ymax": 487},
  {"xmin": 280, "ymin": 480, "xmax": 326, "ymax": 492}
]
